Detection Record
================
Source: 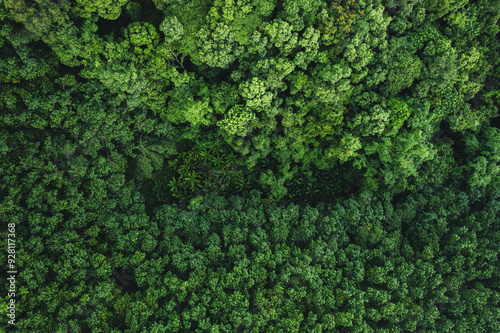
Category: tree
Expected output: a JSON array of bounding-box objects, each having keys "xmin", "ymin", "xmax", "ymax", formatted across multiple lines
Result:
[
  {"xmin": 197, "ymin": 23, "xmax": 240, "ymax": 69},
  {"xmin": 74, "ymin": 0, "xmax": 128, "ymax": 20},
  {"xmin": 160, "ymin": 16, "xmax": 184, "ymax": 43},
  {"xmin": 217, "ymin": 105, "xmax": 257, "ymax": 137}
]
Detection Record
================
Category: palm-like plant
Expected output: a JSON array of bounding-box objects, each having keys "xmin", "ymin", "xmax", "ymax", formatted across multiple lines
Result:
[
  {"xmin": 167, "ymin": 177, "xmax": 180, "ymax": 193},
  {"xmin": 224, "ymin": 151, "xmax": 237, "ymax": 163},
  {"xmin": 184, "ymin": 171, "xmax": 199, "ymax": 189},
  {"xmin": 210, "ymin": 153, "xmax": 225, "ymax": 169},
  {"xmin": 198, "ymin": 148, "xmax": 211, "ymax": 162}
]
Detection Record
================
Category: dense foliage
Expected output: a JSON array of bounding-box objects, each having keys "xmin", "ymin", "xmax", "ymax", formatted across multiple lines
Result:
[{"xmin": 1, "ymin": 0, "xmax": 499, "ymax": 331}]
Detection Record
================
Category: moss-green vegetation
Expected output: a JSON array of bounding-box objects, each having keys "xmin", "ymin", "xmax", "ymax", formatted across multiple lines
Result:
[{"xmin": 1, "ymin": 0, "xmax": 499, "ymax": 331}]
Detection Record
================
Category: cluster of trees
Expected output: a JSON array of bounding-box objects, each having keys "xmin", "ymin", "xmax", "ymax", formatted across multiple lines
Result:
[
  {"xmin": 1, "ymin": 0, "xmax": 499, "ymax": 331},
  {"xmin": 2, "ymin": 172, "xmax": 499, "ymax": 331}
]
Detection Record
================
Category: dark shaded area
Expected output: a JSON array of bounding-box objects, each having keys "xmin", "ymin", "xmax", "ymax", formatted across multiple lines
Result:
[
  {"xmin": 58, "ymin": 64, "xmax": 85, "ymax": 81},
  {"xmin": 112, "ymin": 268, "xmax": 140, "ymax": 294},
  {"xmin": 491, "ymin": 115, "xmax": 500, "ymax": 129},
  {"xmin": 96, "ymin": 14, "xmax": 133, "ymax": 38},
  {"xmin": 391, "ymin": 188, "xmax": 411, "ymax": 206},
  {"xmin": 137, "ymin": 0, "xmax": 165, "ymax": 27}
]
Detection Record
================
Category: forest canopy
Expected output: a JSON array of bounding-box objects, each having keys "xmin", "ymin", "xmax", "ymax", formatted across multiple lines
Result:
[{"xmin": 1, "ymin": 0, "xmax": 499, "ymax": 331}]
